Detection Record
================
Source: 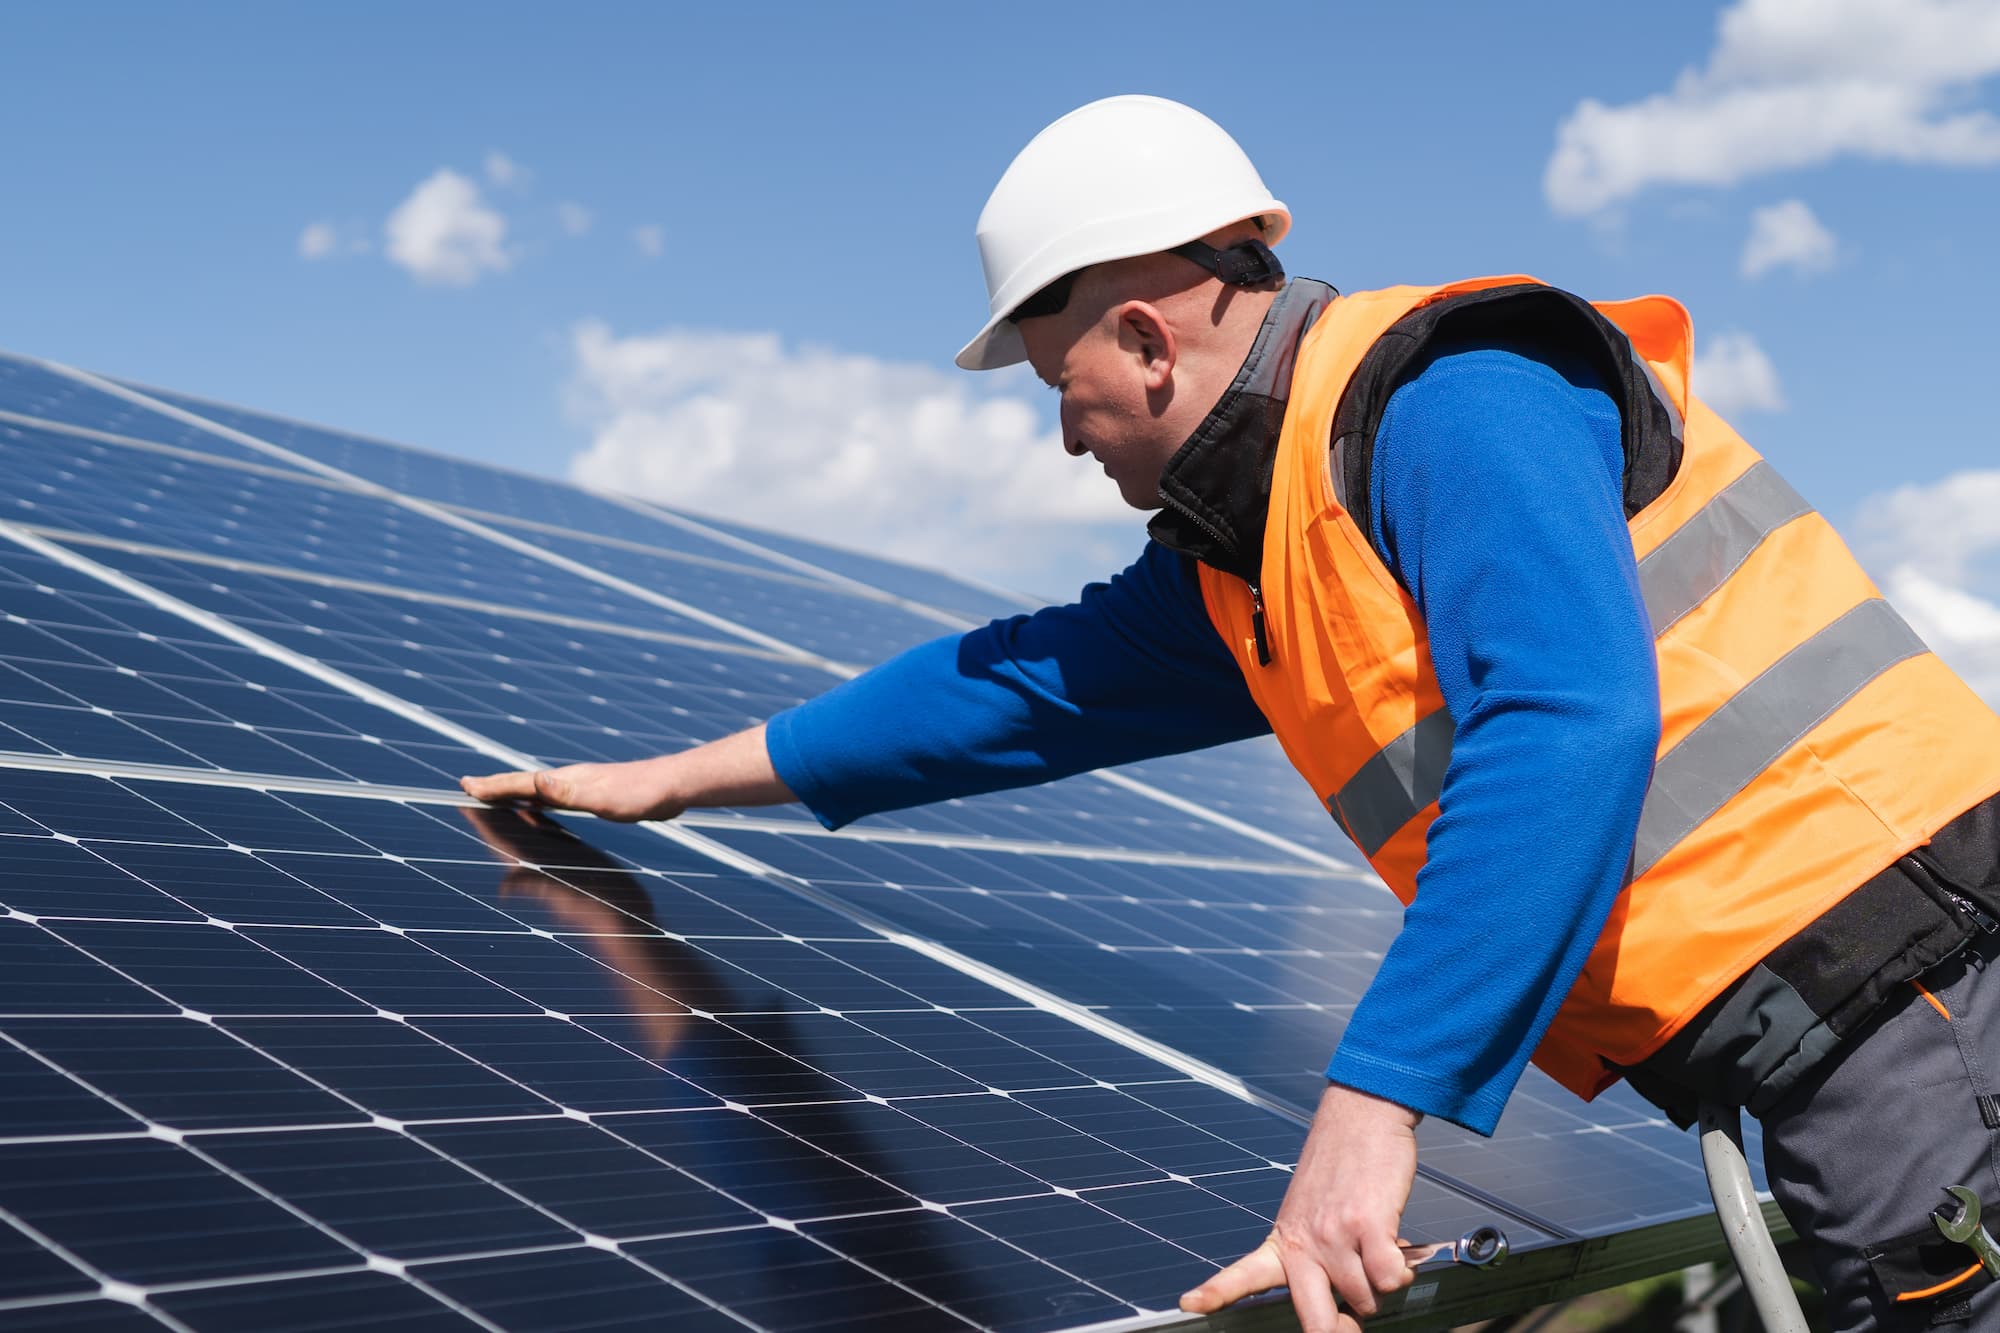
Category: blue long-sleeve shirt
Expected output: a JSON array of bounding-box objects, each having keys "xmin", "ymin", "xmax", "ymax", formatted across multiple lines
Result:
[{"xmin": 765, "ymin": 339, "xmax": 1660, "ymax": 1135}]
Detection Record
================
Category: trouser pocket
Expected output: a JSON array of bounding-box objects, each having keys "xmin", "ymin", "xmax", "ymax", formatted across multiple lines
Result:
[{"xmin": 1863, "ymin": 1217, "xmax": 1993, "ymax": 1328}]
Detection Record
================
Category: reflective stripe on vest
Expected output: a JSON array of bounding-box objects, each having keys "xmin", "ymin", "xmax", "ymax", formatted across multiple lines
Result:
[{"xmin": 1331, "ymin": 455, "xmax": 1853, "ymax": 867}]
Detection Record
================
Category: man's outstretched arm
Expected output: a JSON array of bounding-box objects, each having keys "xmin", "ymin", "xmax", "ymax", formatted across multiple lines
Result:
[
  {"xmin": 462, "ymin": 541, "xmax": 1270, "ymax": 828},
  {"xmin": 459, "ymin": 724, "xmax": 795, "ymax": 822}
]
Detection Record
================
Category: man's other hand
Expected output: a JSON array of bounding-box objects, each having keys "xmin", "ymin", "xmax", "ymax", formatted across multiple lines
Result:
[
  {"xmin": 458, "ymin": 758, "xmax": 688, "ymax": 822},
  {"xmin": 459, "ymin": 725, "xmax": 795, "ymax": 823},
  {"xmin": 1179, "ymin": 1082, "xmax": 1419, "ymax": 1333}
]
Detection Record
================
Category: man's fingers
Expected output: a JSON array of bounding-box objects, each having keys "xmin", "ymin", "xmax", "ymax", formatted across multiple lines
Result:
[
  {"xmin": 531, "ymin": 768, "xmax": 576, "ymax": 808},
  {"xmin": 1361, "ymin": 1229, "xmax": 1417, "ymax": 1296},
  {"xmin": 1278, "ymin": 1251, "xmax": 1344, "ymax": 1333},
  {"xmin": 1178, "ymin": 1237, "xmax": 1285, "ymax": 1313},
  {"xmin": 1321, "ymin": 1244, "xmax": 1379, "ymax": 1319},
  {"xmin": 459, "ymin": 770, "xmax": 543, "ymax": 803}
]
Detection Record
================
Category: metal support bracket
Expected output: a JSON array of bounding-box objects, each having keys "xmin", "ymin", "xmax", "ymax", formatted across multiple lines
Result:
[{"xmin": 1699, "ymin": 1101, "xmax": 1810, "ymax": 1331}]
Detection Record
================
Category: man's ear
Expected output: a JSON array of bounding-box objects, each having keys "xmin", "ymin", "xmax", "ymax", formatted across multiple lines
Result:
[{"xmin": 1116, "ymin": 301, "xmax": 1177, "ymax": 392}]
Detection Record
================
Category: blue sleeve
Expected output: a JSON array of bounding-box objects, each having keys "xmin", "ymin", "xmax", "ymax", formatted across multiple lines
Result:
[
  {"xmin": 1322, "ymin": 342, "xmax": 1662, "ymax": 1134},
  {"xmin": 764, "ymin": 540, "xmax": 1272, "ymax": 830}
]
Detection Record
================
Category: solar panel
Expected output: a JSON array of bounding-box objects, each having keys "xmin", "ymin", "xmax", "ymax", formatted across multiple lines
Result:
[{"xmin": 0, "ymin": 351, "xmax": 1743, "ymax": 1331}]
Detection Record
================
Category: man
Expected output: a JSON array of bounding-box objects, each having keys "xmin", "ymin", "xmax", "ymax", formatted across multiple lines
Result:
[{"xmin": 466, "ymin": 96, "xmax": 2000, "ymax": 1332}]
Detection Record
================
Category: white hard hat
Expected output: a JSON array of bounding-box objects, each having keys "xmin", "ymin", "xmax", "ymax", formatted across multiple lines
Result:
[{"xmin": 956, "ymin": 94, "xmax": 1290, "ymax": 371}]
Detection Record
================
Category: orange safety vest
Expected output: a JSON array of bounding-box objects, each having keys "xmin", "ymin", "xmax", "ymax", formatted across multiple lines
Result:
[{"xmin": 1198, "ymin": 275, "xmax": 2000, "ymax": 1098}]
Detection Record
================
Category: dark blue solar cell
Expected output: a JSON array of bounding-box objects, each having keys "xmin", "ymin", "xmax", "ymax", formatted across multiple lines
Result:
[
  {"xmin": 50, "ymin": 921, "xmax": 370, "ymax": 1016},
  {"xmin": 133, "ymin": 782, "xmax": 371, "ymax": 853},
  {"xmin": 0, "ymin": 770, "xmax": 222, "ymax": 845},
  {"xmin": 956, "ymin": 1192, "xmax": 1202, "ymax": 1308},
  {"xmin": 414, "ymin": 1015, "xmax": 717, "ymax": 1114},
  {"xmin": 0, "ymin": 660, "xmax": 82, "ymax": 708},
  {"xmin": 762, "ymin": 1011, "xmax": 985, "ymax": 1099},
  {"xmin": 0, "ymin": 699, "xmax": 206, "ymax": 767},
  {"xmin": 241, "ymin": 926, "xmax": 539, "ymax": 1016},
  {"xmin": 758, "ymin": 1099, "xmax": 1047, "ymax": 1206},
  {"xmin": 0, "ymin": 1215, "xmax": 98, "ymax": 1303},
  {"xmin": 415, "ymin": 1246, "xmax": 742, "ymax": 1333},
  {"xmin": 151, "ymin": 1269, "xmax": 480, "ymax": 1332},
  {"xmin": 968, "ymin": 1010, "xmax": 1193, "ymax": 1086},
  {"xmin": 1078, "ymin": 1178, "xmax": 1276, "ymax": 1266},
  {"xmin": 691, "ymin": 937, "xmax": 938, "ymax": 1013},
  {"xmin": 807, "ymin": 1209, "xmax": 1131, "ymax": 1332},
  {"xmin": 625, "ymin": 1227, "xmax": 966, "ymax": 1333},
  {"xmin": 791, "ymin": 939, "xmax": 1026, "ymax": 1012},
  {"xmin": 0, "ymin": 1039, "xmax": 141, "ymax": 1137},
  {"xmin": 279, "ymin": 794, "xmax": 493, "ymax": 859},
  {"xmin": 1122, "ymin": 1082, "xmax": 1309, "ymax": 1165},
  {"xmin": 264, "ymin": 856, "xmax": 526, "ymax": 933},
  {"xmin": 607, "ymin": 1107, "xmax": 912, "ymax": 1220},
  {"xmin": 0, "ymin": 1137, "xmax": 356, "ymax": 1285},
  {"xmin": 1012, "ymin": 1086, "xmax": 1269, "ymax": 1179},
  {"xmin": 853, "ymin": 1010, "xmax": 1100, "ymax": 1092},
  {"xmin": 411, "ymin": 1117, "xmax": 762, "ymax": 1237},
  {"xmin": 578, "ymin": 1011, "xmax": 855, "ymax": 1108},
  {"xmin": 0, "ymin": 918, "xmax": 177, "ymax": 1015},
  {"xmin": 415, "ymin": 930, "xmax": 681, "ymax": 1014},
  {"xmin": 0, "ymin": 1017, "xmax": 363, "ymax": 1131},
  {"xmin": 201, "ymin": 1127, "xmax": 580, "ymax": 1257},
  {"xmin": 84, "ymin": 842, "xmax": 371, "ymax": 927},
  {"xmin": 118, "ymin": 718, "xmax": 349, "ymax": 780},
  {"xmin": 899, "ymin": 1094, "xmax": 1166, "ymax": 1193},
  {"xmin": 0, "ymin": 800, "xmax": 47, "ymax": 835},
  {"xmin": 0, "ymin": 838, "xmax": 202, "ymax": 921},
  {"xmin": 222, "ymin": 1016, "xmax": 554, "ymax": 1120}
]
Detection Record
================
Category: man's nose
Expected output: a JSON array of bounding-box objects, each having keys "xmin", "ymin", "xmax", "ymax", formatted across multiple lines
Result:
[{"xmin": 1063, "ymin": 436, "xmax": 1088, "ymax": 458}]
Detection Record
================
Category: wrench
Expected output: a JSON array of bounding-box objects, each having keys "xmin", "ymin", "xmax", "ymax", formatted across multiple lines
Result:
[
  {"xmin": 1398, "ymin": 1224, "xmax": 1509, "ymax": 1270},
  {"xmin": 1933, "ymin": 1185, "xmax": 2000, "ymax": 1278}
]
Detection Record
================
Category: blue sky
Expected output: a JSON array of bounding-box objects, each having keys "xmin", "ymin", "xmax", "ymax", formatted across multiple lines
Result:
[{"xmin": 4, "ymin": 1, "xmax": 1998, "ymax": 693}]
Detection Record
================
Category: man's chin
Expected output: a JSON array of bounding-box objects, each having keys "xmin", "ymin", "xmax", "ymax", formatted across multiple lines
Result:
[{"xmin": 1117, "ymin": 480, "xmax": 1168, "ymax": 512}]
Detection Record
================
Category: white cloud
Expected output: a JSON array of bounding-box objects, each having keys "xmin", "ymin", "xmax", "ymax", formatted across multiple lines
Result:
[
  {"xmin": 297, "ymin": 221, "xmax": 339, "ymax": 260},
  {"xmin": 633, "ymin": 224, "xmax": 665, "ymax": 258},
  {"xmin": 563, "ymin": 322, "xmax": 1144, "ymax": 595},
  {"xmin": 1741, "ymin": 198, "xmax": 1838, "ymax": 277},
  {"xmin": 1691, "ymin": 330, "xmax": 1787, "ymax": 414},
  {"xmin": 558, "ymin": 202, "xmax": 594, "ymax": 236},
  {"xmin": 484, "ymin": 150, "xmax": 526, "ymax": 188},
  {"xmin": 1859, "ymin": 470, "xmax": 2000, "ymax": 703},
  {"xmin": 384, "ymin": 169, "xmax": 511, "ymax": 286},
  {"xmin": 1546, "ymin": 0, "xmax": 2000, "ymax": 215}
]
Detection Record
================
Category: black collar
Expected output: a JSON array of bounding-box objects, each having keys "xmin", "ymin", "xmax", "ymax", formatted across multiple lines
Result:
[{"xmin": 1147, "ymin": 278, "xmax": 1338, "ymax": 582}]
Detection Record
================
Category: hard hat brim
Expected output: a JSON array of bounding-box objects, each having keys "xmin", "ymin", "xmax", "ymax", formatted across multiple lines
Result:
[{"xmin": 955, "ymin": 313, "xmax": 1029, "ymax": 372}]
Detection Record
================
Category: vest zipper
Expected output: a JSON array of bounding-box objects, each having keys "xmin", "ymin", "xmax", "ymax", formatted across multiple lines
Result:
[
  {"xmin": 1945, "ymin": 887, "xmax": 2000, "ymax": 934},
  {"xmin": 1249, "ymin": 583, "xmax": 1272, "ymax": 667},
  {"xmin": 1157, "ymin": 493, "xmax": 1273, "ymax": 666}
]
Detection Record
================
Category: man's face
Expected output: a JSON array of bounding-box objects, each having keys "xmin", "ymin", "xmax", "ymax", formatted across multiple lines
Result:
[{"xmin": 1019, "ymin": 310, "xmax": 1180, "ymax": 511}]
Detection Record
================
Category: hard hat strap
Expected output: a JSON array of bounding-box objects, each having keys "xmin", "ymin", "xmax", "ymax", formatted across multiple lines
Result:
[
  {"xmin": 1008, "ymin": 238, "xmax": 1284, "ymax": 327},
  {"xmin": 1167, "ymin": 237, "xmax": 1284, "ymax": 286}
]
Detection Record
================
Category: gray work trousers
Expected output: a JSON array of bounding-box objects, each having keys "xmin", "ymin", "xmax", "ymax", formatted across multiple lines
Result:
[{"xmin": 1762, "ymin": 933, "xmax": 2000, "ymax": 1330}]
